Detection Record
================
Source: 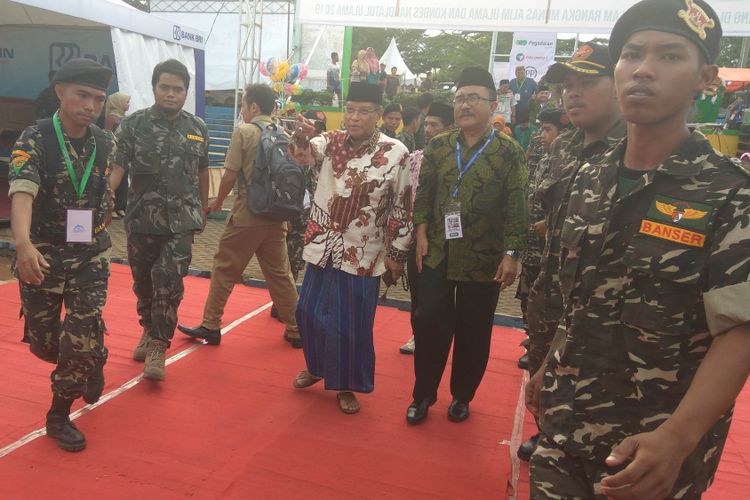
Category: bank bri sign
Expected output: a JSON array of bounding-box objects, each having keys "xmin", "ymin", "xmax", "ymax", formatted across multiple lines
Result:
[{"xmin": 173, "ymin": 25, "xmax": 204, "ymax": 45}]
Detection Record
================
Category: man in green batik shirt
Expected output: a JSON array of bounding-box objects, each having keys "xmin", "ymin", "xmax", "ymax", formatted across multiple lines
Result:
[
  {"xmin": 110, "ymin": 59, "xmax": 209, "ymax": 382},
  {"xmin": 406, "ymin": 67, "xmax": 527, "ymax": 425}
]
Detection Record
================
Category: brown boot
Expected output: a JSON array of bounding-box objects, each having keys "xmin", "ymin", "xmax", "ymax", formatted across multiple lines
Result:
[
  {"xmin": 143, "ymin": 340, "xmax": 168, "ymax": 381},
  {"xmin": 132, "ymin": 330, "xmax": 151, "ymax": 362}
]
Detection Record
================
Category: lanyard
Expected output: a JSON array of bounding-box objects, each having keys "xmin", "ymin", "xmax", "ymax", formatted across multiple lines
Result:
[
  {"xmin": 53, "ymin": 111, "xmax": 96, "ymax": 200},
  {"xmin": 453, "ymin": 130, "xmax": 494, "ymax": 199}
]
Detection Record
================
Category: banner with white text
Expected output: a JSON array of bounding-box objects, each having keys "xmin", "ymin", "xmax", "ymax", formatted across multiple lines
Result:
[{"xmin": 297, "ymin": 0, "xmax": 750, "ymax": 36}]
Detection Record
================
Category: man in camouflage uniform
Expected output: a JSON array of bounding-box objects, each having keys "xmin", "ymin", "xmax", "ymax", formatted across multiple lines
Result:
[
  {"xmin": 110, "ymin": 59, "xmax": 209, "ymax": 381},
  {"xmin": 9, "ymin": 59, "xmax": 115, "ymax": 452},
  {"xmin": 520, "ymin": 42, "xmax": 625, "ymax": 462},
  {"xmin": 528, "ymin": 1, "xmax": 750, "ymax": 498}
]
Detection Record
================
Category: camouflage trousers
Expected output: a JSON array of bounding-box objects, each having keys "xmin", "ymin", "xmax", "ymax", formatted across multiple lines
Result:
[
  {"xmin": 530, "ymin": 433, "xmax": 708, "ymax": 499},
  {"xmin": 515, "ymin": 264, "xmax": 541, "ymax": 328},
  {"xmin": 127, "ymin": 231, "xmax": 193, "ymax": 346},
  {"xmin": 526, "ymin": 270, "xmax": 563, "ymax": 377},
  {"xmin": 286, "ymin": 208, "xmax": 310, "ymax": 282},
  {"xmin": 17, "ymin": 243, "xmax": 110, "ymax": 400}
]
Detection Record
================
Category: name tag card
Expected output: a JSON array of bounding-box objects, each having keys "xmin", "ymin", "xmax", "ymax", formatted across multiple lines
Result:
[
  {"xmin": 66, "ymin": 209, "xmax": 94, "ymax": 243},
  {"xmin": 444, "ymin": 201, "xmax": 463, "ymax": 240}
]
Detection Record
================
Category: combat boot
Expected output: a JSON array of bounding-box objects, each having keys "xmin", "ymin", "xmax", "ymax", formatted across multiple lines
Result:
[
  {"xmin": 133, "ymin": 330, "xmax": 151, "ymax": 361},
  {"xmin": 83, "ymin": 347, "xmax": 108, "ymax": 404},
  {"xmin": 143, "ymin": 340, "xmax": 168, "ymax": 381},
  {"xmin": 46, "ymin": 395, "xmax": 86, "ymax": 452}
]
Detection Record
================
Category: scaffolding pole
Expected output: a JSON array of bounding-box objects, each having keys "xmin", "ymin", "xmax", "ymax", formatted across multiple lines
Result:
[{"xmin": 234, "ymin": 0, "xmax": 264, "ymax": 120}]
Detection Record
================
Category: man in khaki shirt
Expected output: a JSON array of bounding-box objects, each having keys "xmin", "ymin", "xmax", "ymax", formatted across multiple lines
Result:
[{"xmin": 178, "ymin": 84, "xmax": 301, "ymax": 347}]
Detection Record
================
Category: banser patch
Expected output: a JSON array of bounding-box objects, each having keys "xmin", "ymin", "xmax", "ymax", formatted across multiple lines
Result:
[
  {"xmin": 186, "ymin": 134, "xmax": 204, "ymax": 143},
  {"xmin": 640, "ymin": 194, "xmax": 713, "ymax": 248}
]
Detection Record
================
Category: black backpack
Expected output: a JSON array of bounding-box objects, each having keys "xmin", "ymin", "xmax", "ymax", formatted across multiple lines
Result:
[{"xmin": 245, "ymin": 120, "xmax": 305, "ymax": 221}]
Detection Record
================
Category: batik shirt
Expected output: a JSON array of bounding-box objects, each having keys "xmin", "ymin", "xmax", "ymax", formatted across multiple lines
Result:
[
  {"xmin": 114, "ymin": 106, "xmax": 209, "ymax": 235},
  {"xmin": 413, "ymin": 128, "xmax": 528, "ymax": 282},
  {"xmin": 539, "ymin": 132, "xmax": 750, "ymax": 488},
  {"xmin": 289, "ymin": 129, "xmax": 412, "ymax": 277}
]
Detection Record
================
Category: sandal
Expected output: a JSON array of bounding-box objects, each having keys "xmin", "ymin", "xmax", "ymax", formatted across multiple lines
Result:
[
  {"xmin": 293, "ymin": 370, "xmax": 322, "ymax": 389},
  {"xmin": 336, "ymin": 391, "xmax": 360, "ymax": 414}
]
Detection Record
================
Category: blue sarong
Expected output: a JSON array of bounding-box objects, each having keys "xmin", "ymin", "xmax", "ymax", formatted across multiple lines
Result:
[{"xmin": 296, "ymin": 261, "xmax": 379, "ymax": 393}]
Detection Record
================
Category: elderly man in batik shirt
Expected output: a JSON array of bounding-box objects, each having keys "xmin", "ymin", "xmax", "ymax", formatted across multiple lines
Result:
[{"xmin": 289, "ymin": 82, "xmax": 412, "ymax": 414}]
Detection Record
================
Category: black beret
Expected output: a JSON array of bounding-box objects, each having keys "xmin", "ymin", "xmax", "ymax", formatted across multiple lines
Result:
[
  {"xmin": 426, "ymin": 102, "xmax": 454, "ymax": 126},
  {"xmin": 537, "ymin": 108, "xmax": 573, "ymax": 129},
  {"xmin": 609, "ymin": 0, "xmax": 722, "ymax": 64},
  {"xmin": 545, "ymin": 43, "xmax": 614, "ymax": 84},
  {"xmin": 457, "ymin": 67, "xmax": 495, "ymax": 93},
  {"xmin": 53, "ymin": 58, "xmax": 112, "ymax": 91},
  {"xmin": 347, "ymin": 82, "xmax": 383, "ymax": 106}
]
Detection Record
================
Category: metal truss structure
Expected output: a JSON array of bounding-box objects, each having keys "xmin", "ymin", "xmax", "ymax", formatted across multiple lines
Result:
[{"xmin": 151, "ymin": 0, "xmax": 292, "ymax": 15}]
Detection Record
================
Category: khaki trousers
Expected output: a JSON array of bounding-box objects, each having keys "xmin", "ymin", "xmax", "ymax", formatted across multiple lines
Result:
[{"xmin": 202, "ymin": 218, "xmax": 299, "ymax": 335}]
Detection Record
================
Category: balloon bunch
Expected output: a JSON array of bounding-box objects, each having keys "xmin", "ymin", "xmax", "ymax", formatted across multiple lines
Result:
[{"xmin": 260, "ymin": 58, "xmax": 308, "ymax": 97}]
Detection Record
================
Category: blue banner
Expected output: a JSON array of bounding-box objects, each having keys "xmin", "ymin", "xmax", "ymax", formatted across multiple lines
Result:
[{"xmin": 0, "ymin": 26, "xmax": 117, "ymax": 100}]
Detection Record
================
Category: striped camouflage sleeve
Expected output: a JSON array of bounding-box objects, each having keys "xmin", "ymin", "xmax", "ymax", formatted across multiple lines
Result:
[
  {"xmin": 8, "ymin": 126, "xmax": 43, "ymax": 198},
  {"xmin": 703, "ymin": 175, "xmax": 750, "ymax": 336},
  {"xmin": 501, "ymin": 139, "xmax": 529, "ymax": 251}
]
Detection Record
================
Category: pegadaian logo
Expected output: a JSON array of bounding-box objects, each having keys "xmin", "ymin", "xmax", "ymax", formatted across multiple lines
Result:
[{"xmin": 515, "ymin": 39, "xmax": 528, "ymax": 46}]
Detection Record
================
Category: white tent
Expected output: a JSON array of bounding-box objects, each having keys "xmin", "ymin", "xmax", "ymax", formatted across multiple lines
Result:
[
  {"xmin": 379, "ymin": 38, "xmax": 416, "ymax": 83},
  {"xmin": 0, "ymin": 0, "xmax": 206, "ymax": 114}
]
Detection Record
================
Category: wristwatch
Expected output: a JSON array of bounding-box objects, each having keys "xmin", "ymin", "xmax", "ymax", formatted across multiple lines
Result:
[{"xmin": 505, "ymin": 250, "xmax": 520, "ymax": 259}]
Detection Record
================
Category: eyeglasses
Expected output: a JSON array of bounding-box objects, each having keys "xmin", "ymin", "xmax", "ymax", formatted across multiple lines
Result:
[
  {"xmin": 452, "ymin": 94, "xmax": 494, "ymax": 106},
  {"xmin": 344, "ymin": 106, "xmax": 380, "ymax": 117}
]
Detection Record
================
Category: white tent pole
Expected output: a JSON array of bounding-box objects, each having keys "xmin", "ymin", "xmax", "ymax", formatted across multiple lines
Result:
[
  {"xmin": 304, "ymin": 25, "xmax": 327, "ymax": 66},
  {"xmin": 488, "ymin": 31, "xmax": 498, "ymax": 73}
]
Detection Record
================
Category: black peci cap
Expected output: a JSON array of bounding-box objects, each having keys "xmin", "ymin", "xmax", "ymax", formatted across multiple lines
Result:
[
  {"xmin": 426, "ymin": 102, "xmax": 454, "ymax": 126},
  {"xmin": 347, "ymin": 82, "xmax": 383, "ymax": 106},
  {"xmin": 53, "ymin": 58, "xmax": 112, "ymax": 91},
  {"xmin": 609, "ymin": 0, "xmax": 722, "ymax": 64},
  {"xmin": 456, "ymin": 67, "xmax": 496, "ymax": 93}
]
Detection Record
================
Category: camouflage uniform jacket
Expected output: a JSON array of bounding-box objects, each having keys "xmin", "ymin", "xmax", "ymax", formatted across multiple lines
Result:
[
  {"xmin": 521, "ymin": 134, "xmax": 546, "ymax": 268},
  {"xmin": 114, "ymin": 106, "xmax": 209, "ymax": 235},
  {"xmin": 539, "ymin": 132, "xmax": 750, "ymax": 475},
  {"xmin": 413, "ymin": 128, "xmax": 528, "ymax": 282},
  {"xmin": 529, "ymin": 122, "xmax": 626, "ymax": 324},
  {"xmin": 8, "ymin": 124, "xmax": 115, "ymax": 252}
]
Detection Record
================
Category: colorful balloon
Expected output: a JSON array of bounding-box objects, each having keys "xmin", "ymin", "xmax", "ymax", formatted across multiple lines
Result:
[
  {"xmin": 287, "ymin": 64, "xmax": 300, "ymax": 83},
  {"xmin": 259, "ymin": 60, "xmax": 269, "ymax": 77},
  {"xmin": 296, "ymin": 63, "xmax": 308, "ymax": 81},
  {"xmin": 266, "ymin": 57, "xmax": 278, "ymax": 76},
  {"xmin": 283, "ymin": 83, "xmax": 295, "ymax": 96}
]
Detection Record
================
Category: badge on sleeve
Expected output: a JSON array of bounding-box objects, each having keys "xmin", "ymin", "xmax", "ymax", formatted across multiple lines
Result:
[{"xmin": 11, "ymin": 149, "xmax": 31, "ymax": 173}]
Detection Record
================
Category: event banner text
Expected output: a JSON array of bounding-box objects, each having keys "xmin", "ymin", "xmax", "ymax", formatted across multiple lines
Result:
[{"xmin": 297, "ymin": 0, "xmax": 750, "ymax": 35}]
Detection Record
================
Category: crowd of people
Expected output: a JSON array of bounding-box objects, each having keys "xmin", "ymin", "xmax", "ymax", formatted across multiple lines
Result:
[{"xmin": 7, "ymin": 0, "xmax": 750, "ymax": 498}]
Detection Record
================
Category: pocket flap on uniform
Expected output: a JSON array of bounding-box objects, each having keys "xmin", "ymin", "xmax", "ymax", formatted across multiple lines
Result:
[{"xmin": 624, "ymin": 234, "xmax": 704, "ymax": 284}]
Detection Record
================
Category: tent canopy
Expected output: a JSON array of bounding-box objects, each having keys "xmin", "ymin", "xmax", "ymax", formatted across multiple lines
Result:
[
  {"xmin": 1, "ymin": 0, "xmax": 206, "ymax": 114},
  {"xmin": 379, "ymin": 38, "xmax": 416, "ymax": 82},
  {"xmin": 719, "ymin": 67, "xmax": 750, "ymax": 93}
]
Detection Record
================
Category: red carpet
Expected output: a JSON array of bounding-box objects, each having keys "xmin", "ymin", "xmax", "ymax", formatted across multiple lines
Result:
[{"xmin": 0, "ymin": 264, "xmax": 524, "ymax": 499}]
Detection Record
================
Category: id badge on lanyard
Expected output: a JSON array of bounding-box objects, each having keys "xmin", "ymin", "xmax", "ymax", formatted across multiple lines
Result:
[
  {"xmin": 53, "ymin": 112, "xmax": 97, "ymax": 244},
  {"xmin": 445, "ymin": 130, "xmax": 495, "ymax": 240},
  {"xmin": 66, "ymin": 209, "xmax": 94, "ymax": 243}
]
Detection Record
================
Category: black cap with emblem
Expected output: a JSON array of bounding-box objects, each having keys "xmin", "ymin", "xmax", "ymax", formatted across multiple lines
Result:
[
  {"xmin": 609, "ymin": 0, "xmax": 722, "ymax": 65},
  {"xmin": 53, "ymin": 58, "xmax": 113, "ymax": 91},
  {"xmin": 545, "ymin": 43, "xmax": 614, "ymax": 84}
]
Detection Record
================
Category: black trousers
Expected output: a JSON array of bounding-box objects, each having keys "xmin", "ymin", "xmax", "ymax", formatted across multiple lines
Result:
[
  {"xmin": 406, "ymin": 247, "xmax": 419, "ymax": 335},
  {"xmin": 412, "ymin": 259, "xmax": 500, "ymax": 403}
]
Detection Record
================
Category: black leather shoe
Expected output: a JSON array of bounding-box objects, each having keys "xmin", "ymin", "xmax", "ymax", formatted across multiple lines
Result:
[
  {"xmin": 177, "ymin": 324, "xmax": 221, "ymax": 345},
  {"xmin": 447, "ymin": 400, "xmax": 470, "ymax": 422},
  {"xmin": 517, "ymin": 433, "xmax": 540, "ymax": 462},
  {"xmin": 518, "ymin": 354, "xmax": 529, "ymax": 370},
  {"xmin": 46, "ymin": 418, "xmax": 86, "ymax": 452},
  {"xmin": 83, "ymin": 348, "xmax": 108, "ymax": 404},
  {"xmin": 284, "ymin": 330, "xmax": 303, "ymax": 349},
  {"xmin": 270, "ymin": 305, "xmax": 282, "ymax": 322},
  {"xmin": 406, "ymin": 397, "xmax": 436, "ymax": 425},
  {"xmin": 520, "ymin": 337, "xmax": 530, "ymax": 348}
]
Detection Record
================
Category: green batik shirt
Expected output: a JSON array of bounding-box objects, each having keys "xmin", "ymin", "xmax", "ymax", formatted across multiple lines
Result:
[
  {"xmin": 539, "ymin": 132, "xmax": 750, "ymax": 484},
  {"xmin": 9, "ymin": 124, "xmax": 116, "ymax": 251},
  {"xmin": 114, "ymin": 106, "xmax": 209, "ymax": 235},
  {"xmin": 413, "ymin": 127, "xmax": 528, "ymax": 282}
]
